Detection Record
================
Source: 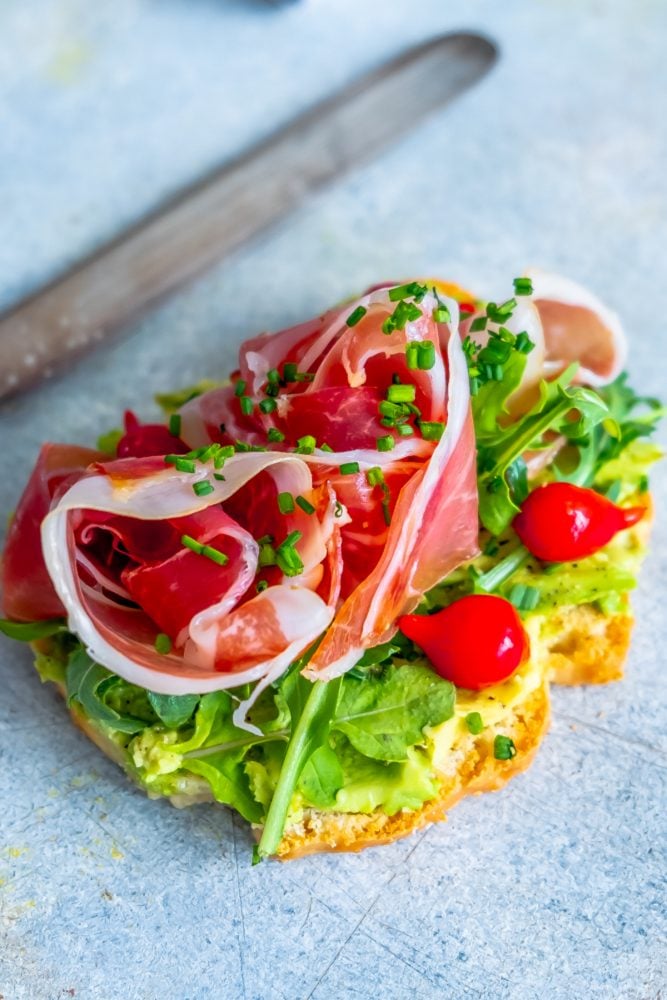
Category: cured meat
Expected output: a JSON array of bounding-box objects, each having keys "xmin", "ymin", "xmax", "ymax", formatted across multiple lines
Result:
[
  {"xmin": 527, "ymin": 269, "xmax": 626, "ymax": 386},
  {"xmin": 37, "ymin": 451, "xmax": 344, "ymax": 726},
  {"xmin": 2, "ymin": 444, "xmax": 103, "ymax": 621},
  {"xmin": 175, "ymin": 287, "xmax": 480, "ymax": 680},
  {"xmin": 4, "ymin": 281, "xmax": 482, "ymax": 702}
]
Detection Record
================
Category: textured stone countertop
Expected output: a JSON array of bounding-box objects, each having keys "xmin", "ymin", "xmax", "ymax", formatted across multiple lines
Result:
[{"xmin": 1, "ymin": 1, "xmax": 665, "ymax": 998}]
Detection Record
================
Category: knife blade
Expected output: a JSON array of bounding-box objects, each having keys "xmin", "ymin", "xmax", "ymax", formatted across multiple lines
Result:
[{"xmin": 0, "ymin": 32, "xmax": 497, "ymax": 401}]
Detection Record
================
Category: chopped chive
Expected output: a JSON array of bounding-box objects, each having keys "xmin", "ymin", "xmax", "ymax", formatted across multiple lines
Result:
[
  {"xmin": 181, "ymin": 534, "xmax": 203, "ymax": 554},
  {"xmin": 470, "ymin": 316, "xmax": 487, "ymax": 333},
  {"xmin": 514, "ymin": 332, "xmax": 535, "ymax": 354},
  {"xmin": 174, "ymin": 458, "xmax": 196, "ymax": 474},
  {"xmin": 296, "ymin": 495, "xmax": 316, "ymax": 515},
  {"xmin": 417, "ymin": 341, "xmax": 436, "ymax": 370},
  {"xmin": 406, "ymin": 343, "xmax": 420, "ymax": 370},
  {"xmin": 259, "ymin": 398, "xmax": 277, "ymax": 414},
  {"xmin": 465, "ymin": 712, "xmax": 484, "ymax": 735},
  {"xmin": 155, "ymin": 633, "xmax": 172, "ymax": 655},
  {"xmin": 277, "ymin": 492, "xmax": 295, "ymax": 514},
  {"xmin": 213, "ymin": 473, "xmax": 226, "ymax": 481},
  {"xmin": 366, "ymin": 466, "xmax": 385, "ymax": 487},
  {"xmin": 192, "ymin": 480, "xmax": 214, "ymax": 497},
  {"xmin": 296, "ymin": 435, "xmax": 316, "ymax": 454},
  {"xmin": 239, "ymin": 396, "xmax": 254, "ymax": 416},
  {"xmin": 319, "ymin": 443, "xmax": 334, "ymax": 453},
  {"xmin": 334, "ymin": 501, "xmax": 344, "ymax": 518},
  {"xmin": 381, "ymin": 498, "xmax": 392, "ymax": 526},
  {"xmin": 339, "ymin": 462, "xmax": 360, "ymax": 475},
  {"xmin": 346, "ymin": 305, "xmax": 367, "ymax": 327},
  {"xmin": 168, "ymin": 414, "xmax": 182, "ymax": 436},
  {"xmin": 494, "ymin": 735, "xmax": 517, "ymax": 761},
  {"xmin": 280, "ymin": 530, "xmax": 303, "ymax": 549},
  {"xmin": 382, "ymin": 317, "xmax": 395, "ymax": 336},
  {"xmin": 486, "ymin": 298, "xmax": 517, "ymax": 323},
  {"xmin": 388, "ymin": 281, "xmax": 426, "ymax": 302},
  {"xmin": 507, "ymin": 583, "xmax": 540, "ymax": 611},
  {"xmin": 200, "ymin": 545, "xmax": 229, "ymax": 566},
  {"xmin": 258, "ymin": 543, "xmax": 277, "ymax": 567},
  {"xmin": 256, "ymin": 579, "xmax": 269, "ymax": 593},
  {"xmin": 419, "ymin": 421, "xmax": 444, "ymax": 442},
  {"xmin": 392, "ymin": 300, "xmax": 421, "ymax": 329},
  {"xmin": 513, "ymin": 276, "xmax": 533, "ymax": 296},
  {"xmin": 265, "ymin": 382, "xmax": 279, "ymax": 397},
  {"xmin": 387, "ymin": 384, "xmax": 416, "ymax": 404},
  {"xmin": 433, "ymin": 306, "xmax": 450, "ymax": 323},
  {"xmin": 283, "ymin": 362, "xmax": 298, "ymax": 383},
  {"xmin": 257, "ymin": 534, "xmax": 274, "ymax": 545},
  {"xmin": 234, "ymin": 379, "xmax": 247, "ymax": 397},
  {"xmin": 266, "ymin": 368, "xmax": 280, "ymax": 385},
  {"xmin": 376, "ymin": 435, "xmax": 394, "ymax": 452},
  {"xmin": 397, "ymin": 424, "xmax": 413, "ymax": 436},
  {"xmin": 267, "ymin": 427, "xmax": 285, "ymax": 443}
]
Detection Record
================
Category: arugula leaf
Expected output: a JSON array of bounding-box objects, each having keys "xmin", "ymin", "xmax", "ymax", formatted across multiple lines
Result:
[
  {"xmin": 66, "ymin": 650, "xmax": 146, "ymax": 735},
  {"xmin": 298, "ymin": 744, "xmax": 344, "ymax": 808},
  {"xmin": 0, "ymin": 618, "xmax": 67, "ymax": 642},
  {"xmin": 147, "ymin": 692, "xmax": 200, "ymax": 729},
  {"xmin": 554, "ymin": 373, "xmax": 665, "ymax": 487},
  {"xmin": 257, "ymin": 677, "xmax": 342, "ymax": 860},
  {"xmin": 477, "ymin": 368, "xmax": 609, "ymax": 534},
  {"xmin": 471, "ymin": 350, "xmax": 527, "ymax": 435},
  {"xmin": 332, "ymin": 663, "xmax": 455, "ymax": 762},
  {"xmin": 181, "ymin": 752, "xmax": 263, "ymax": 823}
]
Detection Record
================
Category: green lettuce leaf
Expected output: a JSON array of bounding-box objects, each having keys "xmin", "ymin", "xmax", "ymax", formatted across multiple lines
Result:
[
  {"xmin": 0, "ymin": 618, "xmax": 67, "ymax": 641},
  {"xmin": 298, "ymin": 744, "xmax": 344, "ymax": 808},
  {"xmin": 66, "ymin": 650, "xmax": 147, "ymax": 735},
  {"xmin": 147, "ymin": 692, "xmax": 200, "ymax": 729},
  {"xmin": 332, "ymin": 662, "xmax": 455, "ymax": 762}
]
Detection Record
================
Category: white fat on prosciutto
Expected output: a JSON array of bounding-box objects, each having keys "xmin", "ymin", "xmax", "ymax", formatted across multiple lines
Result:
[{"xmin": 40, "ymin": 452, "xmax": 342, "ymax": 728}]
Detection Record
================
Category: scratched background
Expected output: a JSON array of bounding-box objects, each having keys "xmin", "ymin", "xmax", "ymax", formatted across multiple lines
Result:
[{"xmin": 1, "ymin": 1, "xmax": 666, "ymax": 998}]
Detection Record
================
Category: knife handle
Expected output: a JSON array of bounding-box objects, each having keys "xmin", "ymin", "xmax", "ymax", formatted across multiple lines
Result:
[{"xmin": 0, "ymin": 32, "xmax": 496, "ymax": 401}]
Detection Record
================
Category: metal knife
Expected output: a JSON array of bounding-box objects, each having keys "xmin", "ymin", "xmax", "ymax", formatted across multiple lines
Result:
[{"xmin": 0, "ymin": 32, "xmax": 497, "ymax": 401}]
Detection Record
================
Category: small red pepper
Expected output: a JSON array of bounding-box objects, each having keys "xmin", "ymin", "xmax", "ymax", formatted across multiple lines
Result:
[
  {"xmin": 513, "ymin": 482, "xmax": 645, "ymax": 563},
  {"xmin": 398, "ymin": 594, "xmax": 529, "ymax": 690}
]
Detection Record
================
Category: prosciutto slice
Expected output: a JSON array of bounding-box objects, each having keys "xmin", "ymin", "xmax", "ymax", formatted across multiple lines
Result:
[
  {"xmin": 176, "ymin": 287, "xmax": 480, "ymax": 680},
  {"xmin": 34, "ymin": 451, "xmax": 344, "ymax": 727}
]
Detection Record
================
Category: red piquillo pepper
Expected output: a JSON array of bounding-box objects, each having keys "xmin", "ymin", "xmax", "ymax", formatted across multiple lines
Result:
[
  {"xmin": 513, "ymin": 482, "xmax": 645, "ymax": 563},
  {"xmin": 398, "ymin": 594, "xmax": 529, "ymax": 690}
]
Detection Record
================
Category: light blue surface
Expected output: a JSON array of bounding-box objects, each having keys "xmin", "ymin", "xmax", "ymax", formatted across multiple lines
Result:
[{"xmin": 1, "ymin": 1, "xmax": 666, "ymax": 998}]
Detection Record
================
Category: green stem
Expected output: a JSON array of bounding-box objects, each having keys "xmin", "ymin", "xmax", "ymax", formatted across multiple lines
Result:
[
  {"xmin": 257, "ymin": 680, "xmax": 333, "ymax": 859},
  {"xmin": 182, "ymin": 731, "xmax": 288, "ymax": 759},
  {"xmin": 474, "ymin": 543, "xmax": 530, "ymax": 593}
]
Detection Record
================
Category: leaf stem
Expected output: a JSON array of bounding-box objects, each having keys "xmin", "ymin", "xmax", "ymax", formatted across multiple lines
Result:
[{"xmin": 257, "ymin": 680, "xmax": 332, "ymax": 860}]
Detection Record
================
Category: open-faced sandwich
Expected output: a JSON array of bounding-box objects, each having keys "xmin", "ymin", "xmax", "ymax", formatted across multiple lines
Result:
[{"xmin": 1, "ymin": 272, "xmax": 662, "ymax": 860}]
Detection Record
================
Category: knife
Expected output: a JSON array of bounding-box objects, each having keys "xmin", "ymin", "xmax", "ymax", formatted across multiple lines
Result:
[{"xmin": 0, "ymin": 32, "xmax": 497, "ymax": 401}]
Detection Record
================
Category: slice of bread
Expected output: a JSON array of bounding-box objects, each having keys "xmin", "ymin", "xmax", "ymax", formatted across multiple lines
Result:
[
  {"xmin": 276, "ymin": 603, "xmax": 632, "ymax": 858},
  {"xmin": 44, "ymin": 600, "xmax": 634, "ymax": 859}
]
